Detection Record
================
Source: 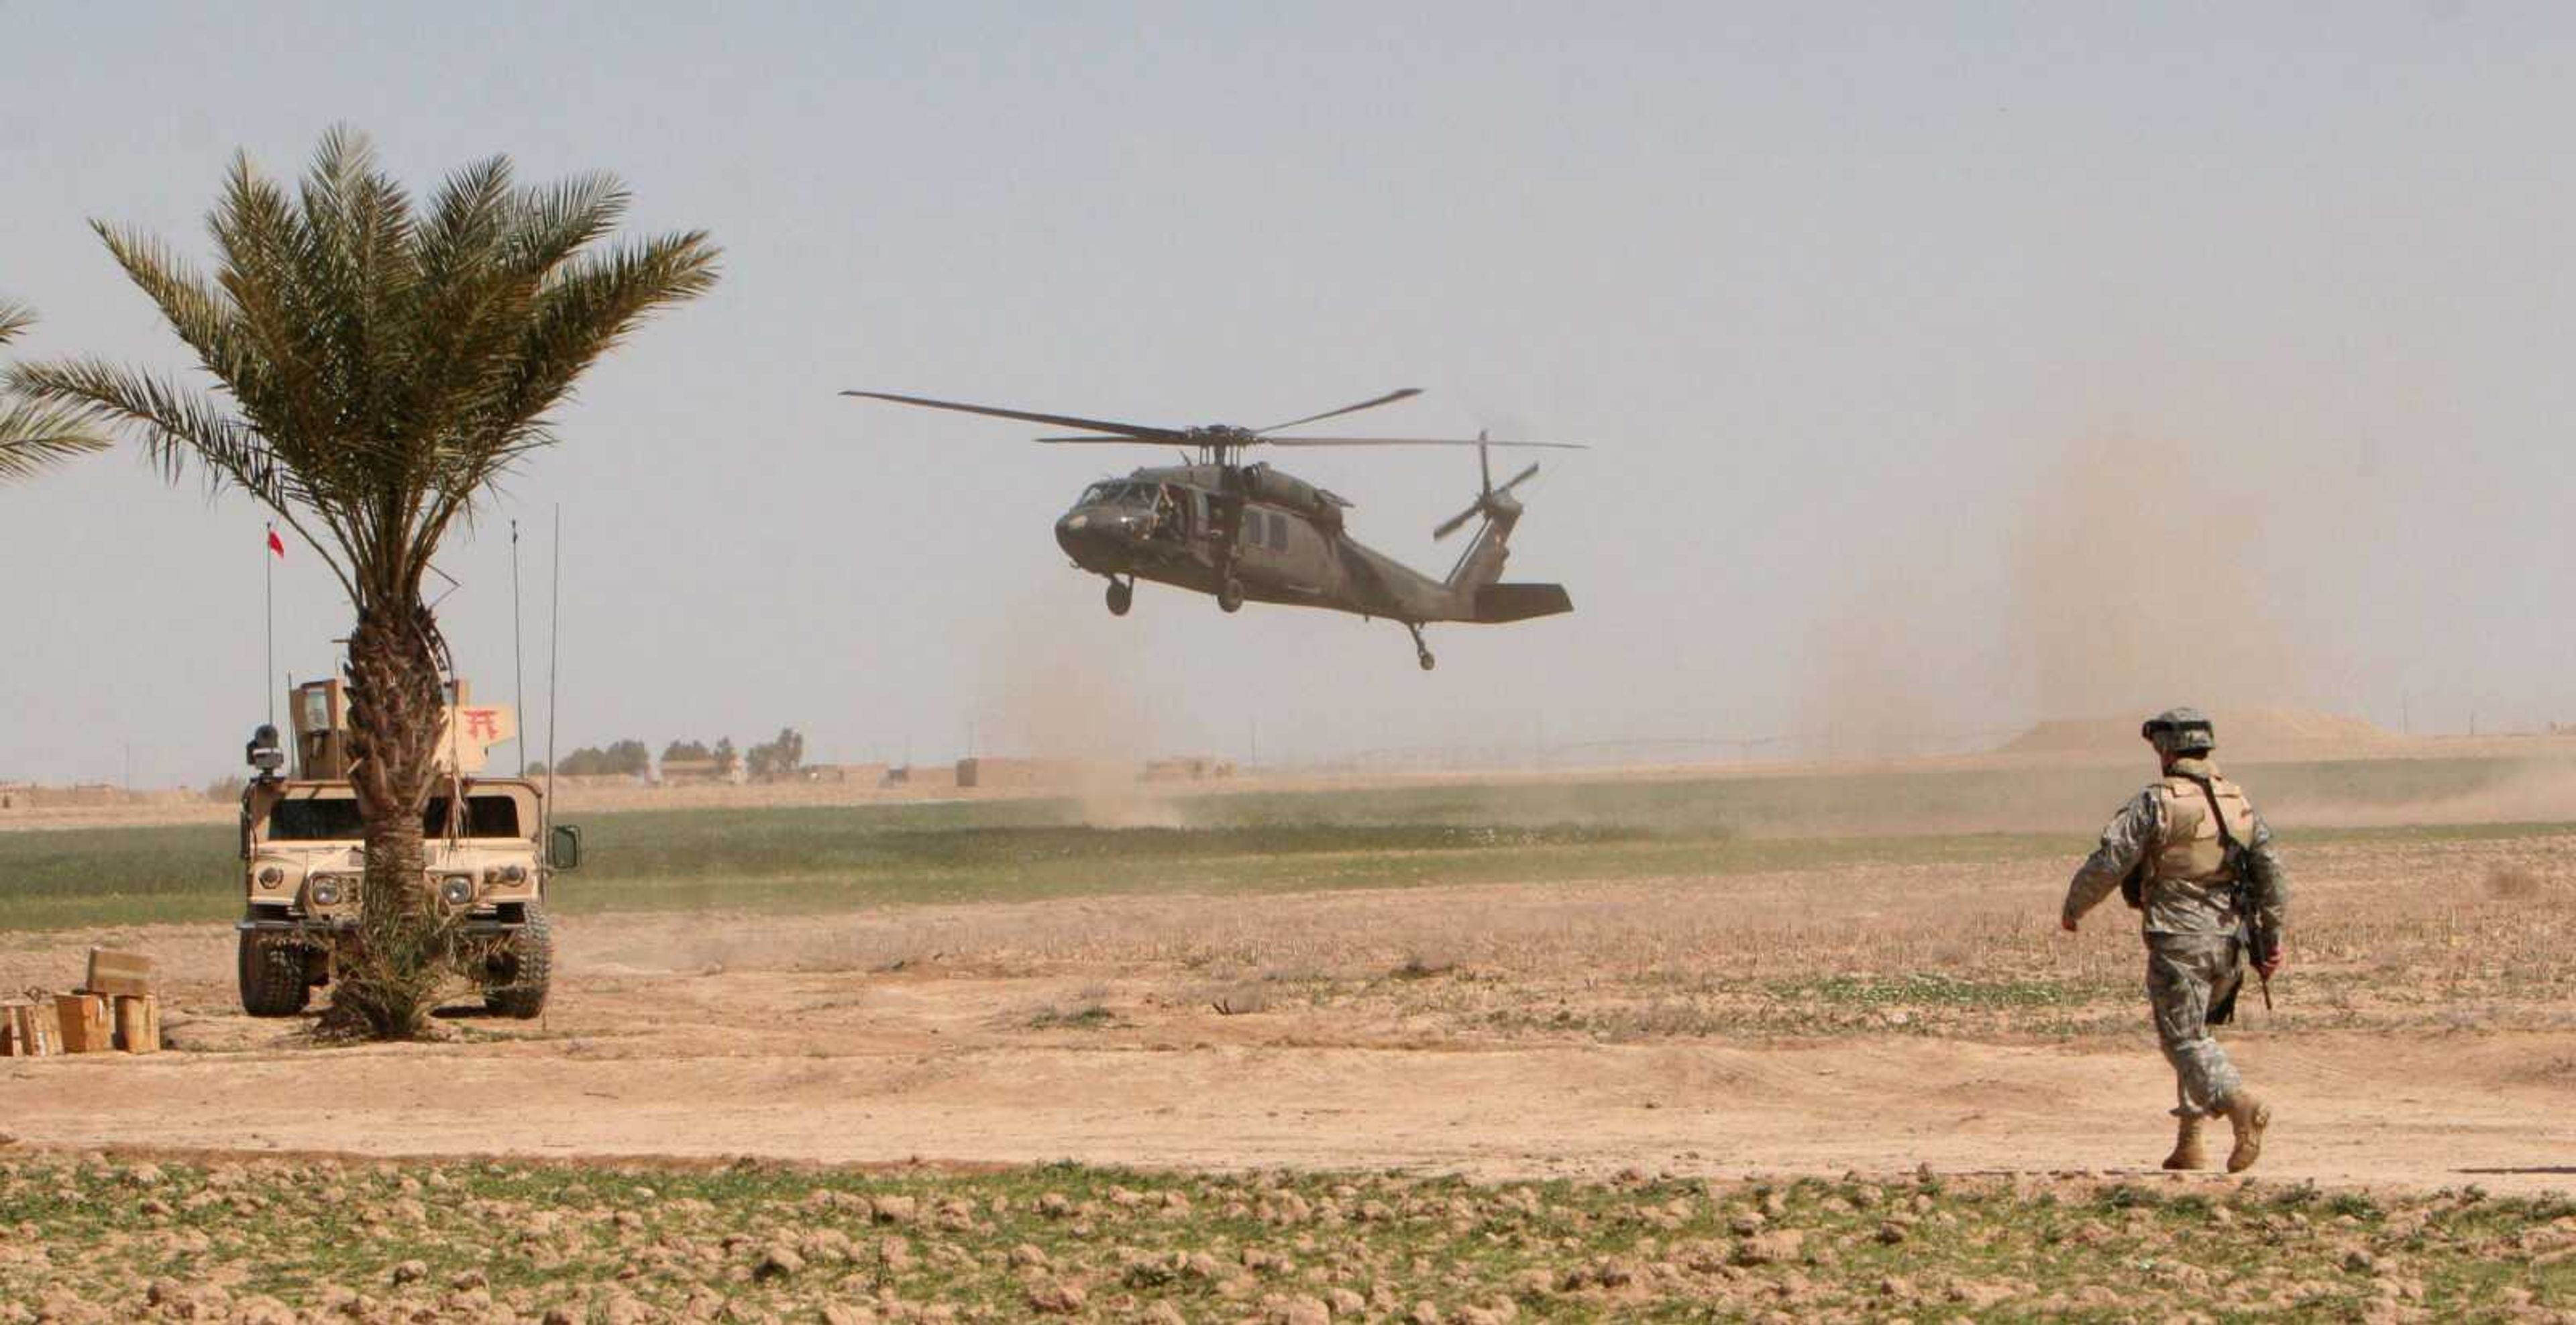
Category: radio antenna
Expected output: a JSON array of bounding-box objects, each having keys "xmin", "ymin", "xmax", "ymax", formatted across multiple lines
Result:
[
  {"xmin": 511, "ymin": 519, "xmax": 527, "ymax": 777},
  {"xmin": 264, "ymin": 521, "xmax": 277, "ymax": 727},
  {"xmin": 543, "ymin": 504, "xmax": 561, "ymax": 835}
]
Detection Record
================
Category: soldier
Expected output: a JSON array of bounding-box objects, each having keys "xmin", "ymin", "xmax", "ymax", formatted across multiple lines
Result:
[{"xmin": 2060, "ymin": 707, "xmax": 2288, "ymax": 1172}]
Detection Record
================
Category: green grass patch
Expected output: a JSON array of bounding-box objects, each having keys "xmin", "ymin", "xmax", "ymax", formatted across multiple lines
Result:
[
  {"xmin": 5, "ymin": 1157, "xmax": 2573, "ymax": 1322},
  {"xmin": 6, "ymin": 764, "xmax": 2573, "ymax": 932},
  {"xmin": 1774, "ymin": 972, "xmax": 2090, "ymax": 1010}
]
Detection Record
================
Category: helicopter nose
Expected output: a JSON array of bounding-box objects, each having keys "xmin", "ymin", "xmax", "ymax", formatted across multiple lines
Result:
[{"xmin": 1055, "ymin": 507, "xmax": 1130, "ymax": 565}]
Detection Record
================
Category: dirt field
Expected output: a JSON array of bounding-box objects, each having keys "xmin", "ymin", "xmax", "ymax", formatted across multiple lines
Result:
[{"xmin": 9, "ymin": 831, "xmax": 2573, "ymax": 1196}]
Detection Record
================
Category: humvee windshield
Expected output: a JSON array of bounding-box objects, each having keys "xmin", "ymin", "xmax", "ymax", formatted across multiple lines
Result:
[{"xmin": 267, "ymin": 794, "xmax": 524, "ymax": 841}]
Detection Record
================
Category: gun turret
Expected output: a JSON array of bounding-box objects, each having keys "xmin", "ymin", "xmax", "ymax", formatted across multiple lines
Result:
[
  {"xmin": 283, "ymin": 677, "xmax": 517, "ymax": 779},
  {"xmin": 245, "ymin": 724, "xmax": 285, "ymax": 781}
]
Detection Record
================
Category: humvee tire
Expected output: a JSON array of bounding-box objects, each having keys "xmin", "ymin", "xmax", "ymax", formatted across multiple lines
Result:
[
  {"xmin": 482, "ymin": 908, "xmax": 553, "ymax": 1020},
  {"xmin": 237, "ymin": 931, "xmax": 311, "ymax": 1017}
]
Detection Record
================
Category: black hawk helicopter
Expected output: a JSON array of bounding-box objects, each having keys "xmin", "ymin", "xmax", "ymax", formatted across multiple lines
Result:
[{"xmin": 841, "ymin": 387, "xmax": 1582, "ymax": 670}]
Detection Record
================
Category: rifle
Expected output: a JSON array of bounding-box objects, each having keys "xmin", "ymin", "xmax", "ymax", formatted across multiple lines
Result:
[
  {"xmin": 2239, "ymin": 875, "xmax": 2279, "ymax": 1012},
  {"xmin": 2180, "ymin": 772, "xmax": 2276, "ymax": 1012}
]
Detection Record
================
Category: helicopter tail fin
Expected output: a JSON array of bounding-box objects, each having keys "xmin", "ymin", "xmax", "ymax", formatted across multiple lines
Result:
[{"xmin": 1472, "ymin": 582, "xmax": 1573, "ymax": 623}]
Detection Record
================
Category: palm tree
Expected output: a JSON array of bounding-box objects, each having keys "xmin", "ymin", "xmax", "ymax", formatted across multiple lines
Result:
[
  {"xmin": 0, "ymin": 302, "xmax": 109, "ymax": 481},
  {"xmin": 9, "ymin": 127, "xmax": 718, "ymax": 1037}
]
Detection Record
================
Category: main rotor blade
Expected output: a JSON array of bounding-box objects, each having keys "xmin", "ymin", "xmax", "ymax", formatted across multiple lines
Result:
[
  {"xmin": 841, "ymin": 390, "xmax": 1182, "ymax": 441},
  {"xmin": 1495, "ymin": 460, "xmax": 1542, "ymax": 493},
  {"xmin": 1256, "ymin": 388, "xmax": 1421, "ymax": 435},
  {"xmin": 1035, "ymin": 434, "xmax": 1171, "ymax": 445},
  {"xmin": 1258, "ymin": 435, "xmax": 1588, "ymax": 449}
]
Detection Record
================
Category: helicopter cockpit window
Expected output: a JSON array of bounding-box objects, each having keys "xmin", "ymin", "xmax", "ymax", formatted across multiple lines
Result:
[{"xmin": 1079, "ymin": 481, "xmax": 1157, "ymax": 509}]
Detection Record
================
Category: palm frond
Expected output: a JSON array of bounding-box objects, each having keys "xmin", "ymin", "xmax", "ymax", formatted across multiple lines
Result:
[
  {"xmin": 0, "ymin": 302, "xmax": 113, "ymax": 480},
  {"xmin": 207, "ymin": 154, "xmax": 332, "ymax": 443},
  {"xmin": 11, "ymin": 356, "xmax": 283, "ymax": 501},
  {"xmin": 19, "ymin": 129, "xmax": 714, "ymax": 599},
  {"xmin": 417, "ymin": 226, "xmax": 718, "ymax": 541},
  {"xmin": 95, "ymin": 222, "xmax": 250, "ymax": 388},
  {"xmin": 500, "ymin": 228, "xmax": 721, "ymax": 431},
  {"xmin": 0, "ymin": 400, "xmax": 113, "ymax": 481},
  {"xmin": 510, "ymin": 172, "xmax": 628, "ymax": 277},
  {"xmin": 294, "ymin": 127, "xmax": 418, "ymax": 436}
]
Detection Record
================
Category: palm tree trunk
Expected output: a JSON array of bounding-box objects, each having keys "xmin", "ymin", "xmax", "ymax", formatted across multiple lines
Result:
[{"xmin": 330, "ymin": 599, "xmax": 454, "ymax": 1038}]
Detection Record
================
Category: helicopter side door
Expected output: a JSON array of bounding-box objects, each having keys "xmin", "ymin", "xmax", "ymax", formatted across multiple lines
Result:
[
  {"xmin": 1238, "ymin": 505, "xmax": 1324, "ymax": 597},
  {"xmin": 1234, "ymin": 504, "xmax": 1269, "ymax": 570}
]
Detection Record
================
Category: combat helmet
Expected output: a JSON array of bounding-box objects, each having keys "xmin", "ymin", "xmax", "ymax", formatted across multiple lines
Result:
[{"xmin": 2141, "ymin": 706, "xmax": 2216, "ymax": 755}]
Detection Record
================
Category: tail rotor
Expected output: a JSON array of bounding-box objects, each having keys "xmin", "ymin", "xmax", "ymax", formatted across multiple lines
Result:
[{"xmin": 1434, "ymin": 432, "xmax": 1543, "ymax": 541}]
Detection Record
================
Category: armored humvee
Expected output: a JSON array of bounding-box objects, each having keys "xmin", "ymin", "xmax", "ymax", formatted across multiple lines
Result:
[{"xmin": 235, "ymin": 679, "xmax": 580, "ymax": 1018}]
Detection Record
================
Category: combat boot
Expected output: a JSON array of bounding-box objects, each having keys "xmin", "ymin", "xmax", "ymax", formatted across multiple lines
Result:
[
  {"xmin": 2220, "ymin": 1088, "xmax": 2272, "ymax": 1173},
  {"xmin": 2160, "ymin": 1113, "xmax": 2208, "ymax": 1171}
]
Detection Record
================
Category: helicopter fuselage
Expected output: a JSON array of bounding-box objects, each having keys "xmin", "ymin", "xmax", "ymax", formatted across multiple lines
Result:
[
  {"xmin": 839, "ymin": 386, "xmax": 1576, "ymax": 668},
  {"xmin": 1054, "ymin": 462, "xmax": 1562, "ymax": 628}
]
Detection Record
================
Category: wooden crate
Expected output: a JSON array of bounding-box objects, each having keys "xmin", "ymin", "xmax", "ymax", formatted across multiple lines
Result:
[
  {"xmin": 84, "ymin": 947, "xmax": 154, "ymax": 998},
  {"xmin": 113, "ymin": 995, "xmax": 161, "ymax": 1054},
  {"xmin": 1, "ymin": 1000, "xmax": 62, "ymax": 1057},
  {"xmin": 54, "ymin": 993, "xmax": 114, "ymax": 1053}
]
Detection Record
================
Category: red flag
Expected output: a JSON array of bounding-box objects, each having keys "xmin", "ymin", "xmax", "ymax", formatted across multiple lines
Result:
[{"xmin": 266, "ymin": 528, "xmax": 285, "ymax": 559}]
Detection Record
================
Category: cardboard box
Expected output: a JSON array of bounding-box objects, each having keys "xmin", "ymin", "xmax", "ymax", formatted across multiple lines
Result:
[
  {"xmin": 113, "ymin": 995, "xmax": 160, "ymax": 1054},
  {"xmin": 54, "ymin": 993, "xmax": 113, "ymax": 1053},
  {"xmin": 84, "ymin": 948, "xmax": 154, "ymax": 998},
  {"xmin": 1, "ymin": 1000, "xmax": 62, "ymax": 1057}
]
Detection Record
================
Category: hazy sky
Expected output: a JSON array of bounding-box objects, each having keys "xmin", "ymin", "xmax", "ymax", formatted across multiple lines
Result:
[{"xmin": 6, "ymin": 2, "xmax": 2574, "ymax": 786}]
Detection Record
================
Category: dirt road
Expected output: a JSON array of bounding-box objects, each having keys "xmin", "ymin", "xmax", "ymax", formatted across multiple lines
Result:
[{"xmin": 7, "ymin": 846, "xmax": 2572, "ymax": 1193}]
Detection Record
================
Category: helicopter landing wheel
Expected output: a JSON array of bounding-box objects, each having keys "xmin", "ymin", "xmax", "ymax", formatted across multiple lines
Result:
[
  {"xmin": 1406, "ymin": 623, "xmax": 1435, "ymax": 671},
  {"xmin": 1106, "ymin": 578, "xmax": 1133, "ymax": 617},
  {"xmin": 1218, "ymin": 577, "xmax": 1244, "ymax": 614},
  {"xmin": 1417, "ymin": 649, "xmax": 1437, "ymax": 672}
]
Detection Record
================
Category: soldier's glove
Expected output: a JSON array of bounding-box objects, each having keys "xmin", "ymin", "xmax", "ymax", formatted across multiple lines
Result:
[{"xmin": 2255, "ymin": 952, "xmax": 2284, "ymax": 979}]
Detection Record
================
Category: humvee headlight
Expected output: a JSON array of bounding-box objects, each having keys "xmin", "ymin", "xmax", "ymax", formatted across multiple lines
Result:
[
  {"xmin": 256, "ymin": 866, "xmax": 285, "ymax": 888},
  {"xmin": 439, "ymin": 876, "xmax": 475, "ymax": 906},
  {"xmin": 484, "ymin": 863, "xmax": 527, "ymax": 886},
  {"xmin": 308, "ymin": 878, "xmax": 343, "ymax": 906}
]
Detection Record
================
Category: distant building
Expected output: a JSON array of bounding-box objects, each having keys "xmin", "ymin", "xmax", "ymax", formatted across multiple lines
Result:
[
  {"xmin": 804, "ymin": 763, "xmax": 890, "ymax": 786},
  {"xmin": 955, "ymin": 757, "xmax": 1105, "ymax": 790},
  {"xmin": 658, "ymin": 757, "xmax": 742, "ymax": 786},
  {"xmin": 1142, "ymin": 757, "xmax": 1236, "ymax": 783}
]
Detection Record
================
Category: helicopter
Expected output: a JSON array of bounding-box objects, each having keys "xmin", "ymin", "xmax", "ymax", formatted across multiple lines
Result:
[{"xmin": 841, "ymin": 387, "xmax": 1582, "ymax": 670}]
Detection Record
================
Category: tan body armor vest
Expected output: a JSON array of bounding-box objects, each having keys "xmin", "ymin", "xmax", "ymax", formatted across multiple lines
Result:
[{"xmin": 2149, "ymin": 765, "xmax": 2257, "ymax": 884}]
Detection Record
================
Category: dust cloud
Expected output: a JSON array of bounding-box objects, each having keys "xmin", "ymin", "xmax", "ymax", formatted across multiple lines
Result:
[
  {"xmin": 1801, "ymin": 429, "xmax": 2373, "ymax": 757},
  {"xmin": 970, "ymin": 597, "xmax": 1190, "ymax": 829},
  {"xmin": 2009, "ymin": 434, "xmax": 2300, "ymax": 723}
]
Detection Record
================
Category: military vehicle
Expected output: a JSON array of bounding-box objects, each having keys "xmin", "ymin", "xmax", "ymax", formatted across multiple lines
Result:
[
  {"xmin": 841, "ymin": 388, "xmax": 1583, "ymax": 670},
  {"xmin": 235, "ymin": 678, "xmax": 580, "ymax": 1018}
]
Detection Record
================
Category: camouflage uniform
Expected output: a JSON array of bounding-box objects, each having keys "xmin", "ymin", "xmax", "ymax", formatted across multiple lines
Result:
[{"xmin": 2061, "ymin": 721, "xmax": 2287, "ymax": 1124}]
